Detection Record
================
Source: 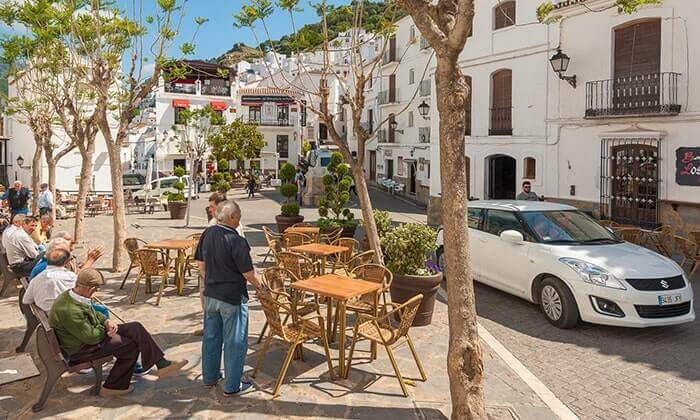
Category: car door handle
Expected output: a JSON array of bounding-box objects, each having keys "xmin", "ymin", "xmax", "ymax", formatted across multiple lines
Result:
[{"xmin": 478, "ymin": 237, "xmax": 488, "ymax": 243}]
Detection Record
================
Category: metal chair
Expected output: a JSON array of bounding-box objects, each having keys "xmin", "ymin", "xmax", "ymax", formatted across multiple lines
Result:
[
  {"xmin": 346, "ymin": 294, "xmax": 426, "ymax": 396},
  {"xmin": 252, "ymin": 291, "xmax": 334, "ymax": 398},
  {"xmin": 120, "ymin": 237, "xmax": 147, "ymax": 290},
  {"xmin": 276, "ymin": 251, "xmax": 320, "ymax": 281},
  {"xmin": 262, "ymin": 226, "xmax": 283, "ymax": 264},
  {"xmin": 616, "ymin": 228, "xmax": 642, "ymax": 245},
  {"xmin": 129, "ymin": 249, "xmax": 172, "ymax": 305},
  {"xmin": 283, "ymin": 231, "xmax": 313, "ymax": 249}
]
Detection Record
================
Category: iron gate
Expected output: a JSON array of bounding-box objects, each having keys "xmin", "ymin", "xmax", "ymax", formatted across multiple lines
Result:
[{"xmin": 600, "ymin": 137, "xmax": 660, "ymax": 228}]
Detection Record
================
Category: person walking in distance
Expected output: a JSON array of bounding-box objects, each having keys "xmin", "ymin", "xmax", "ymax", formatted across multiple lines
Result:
[{"xmin": 246, "ymin": 175, "xmax": 256, "ymax": 199}]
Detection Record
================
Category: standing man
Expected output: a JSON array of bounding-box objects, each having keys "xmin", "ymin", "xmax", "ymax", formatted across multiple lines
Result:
[
  {"xmin": 294, "ymin": 168, "xmax": 305, "ymax": 206},
  {"xmin": 37, "ymin": 183, "xmax": 54, "ymax": 216},
  {"xmin": 195, "ymin": 200, "xmax": 265, "ymax": 395},
  {"xmin": 516, "ymin": 181, "xmax": 540, "ymax": 201},
  {"xmin": 2, "ymin": 181, "xmax": 31, "ymax": 217}
]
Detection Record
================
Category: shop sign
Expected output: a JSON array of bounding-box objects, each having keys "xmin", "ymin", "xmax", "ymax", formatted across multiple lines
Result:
[{"xmin": 676, "ymin": 147, "xmax": 700, "ymax": 186}]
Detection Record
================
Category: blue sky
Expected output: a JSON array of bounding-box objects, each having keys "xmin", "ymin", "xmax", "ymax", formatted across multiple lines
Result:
[{"xmin": 129, "ymin": 0, "xmax": 348, "ymax": 61}]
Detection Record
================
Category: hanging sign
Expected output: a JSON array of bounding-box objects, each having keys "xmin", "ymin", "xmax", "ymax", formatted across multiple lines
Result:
[{"xmin": 676, "ymin": 147, "xmax": 700, "ymax": 186}]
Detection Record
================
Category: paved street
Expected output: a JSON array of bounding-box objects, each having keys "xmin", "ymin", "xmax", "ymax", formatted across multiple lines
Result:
[{"xmin": 0, "ymin": 187, "xmax": 555, "ymax": 419}]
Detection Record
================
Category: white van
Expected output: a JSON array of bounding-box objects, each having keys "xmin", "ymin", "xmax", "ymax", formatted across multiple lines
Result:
[{"xmin": 132, "ymin": 175, "xmax": 197, "ymax": 209}]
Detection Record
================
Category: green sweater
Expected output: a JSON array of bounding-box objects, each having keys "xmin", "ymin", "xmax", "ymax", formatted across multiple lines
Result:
[{"xmin": 48, "ymin": 291, "xmax": 106, "ymax": 356}]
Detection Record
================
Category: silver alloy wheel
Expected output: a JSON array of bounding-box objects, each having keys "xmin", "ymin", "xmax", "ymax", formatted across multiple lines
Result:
[{"xmin": 541, "ymin": 285, "xmax": 563, "ymax": 321}]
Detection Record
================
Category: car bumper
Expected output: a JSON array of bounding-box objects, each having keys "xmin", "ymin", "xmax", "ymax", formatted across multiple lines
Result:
[{"xmin": 572, "ymin": 281, "xmax": 695, "ymax": 328}]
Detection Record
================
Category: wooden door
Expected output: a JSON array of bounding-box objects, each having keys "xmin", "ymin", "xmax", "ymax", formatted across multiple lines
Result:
[
  {"xmin": 613, "ymin": 20, "xmax": 661, "ymax": 112},
  {"xmin": 490, "ymin": 70, "xmax": 512, "ymax": 135},
  {"xmin": 389, "ymin": 74, "xmax": 396, "ymax": 103},
  {"xmin": 386, "ymin": 159, "xmax": 394, "ymax": 180},
  {"xmin": 369, "ymin": 151, "xmax": 376, "ymax": 181}
]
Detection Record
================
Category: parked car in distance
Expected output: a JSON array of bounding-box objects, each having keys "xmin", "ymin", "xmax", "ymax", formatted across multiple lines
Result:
[
  {"xmin": 436, "ymin": 201, "xmax": 694, "ymax": 329},
  {"xmin": 132, "ymin": 175, "xmax": 196, "ymax": 209},
  {"xmin": 123, "ymin": 173, "xmax": 146, "ymax": 198}
]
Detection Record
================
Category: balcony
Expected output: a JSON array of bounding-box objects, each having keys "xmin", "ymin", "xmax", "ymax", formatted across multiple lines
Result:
[
  {"xmin": 585, "ymin": 72, "xmax": 681, "ymax": 118},
  {"xmin": 378, "ymin": 89, "xmax": 399, "ymax": 105},
  {"xmin": 378, "ymin": 129, "xmax": 388, "ymax": 143},
  {"xmin": 165, "ymin": 83, "xmax": 196, "ymax": 94},
  {"xmin": 419, "ymin": 127, "xmax": 431, "ymax": 143},
  {"xmin": 201, "ymin": 84, "xmax": 231, "ymax": 97},
  {"xmin": 420, "ymin": 36, "xmax": 431, "ymax": 50},
  {"xmin": 242, "ymin": 116, "xmax": 295, "ymax": 127},
  {"xmin": 419, "ymin": 80, "xmax": 431, "ymax": 97},
  {"xmin": 489, "ymin": 107, "xmax": 512, "ymax": 136},
  {"xmin": 382, "ymin": 50, "xmax": 398, "ymax": 65}
]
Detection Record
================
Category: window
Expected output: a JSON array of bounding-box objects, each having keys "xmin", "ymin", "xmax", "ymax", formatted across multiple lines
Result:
[
  {"xmin": 319, "ymin": 123, "xmax": 328, "ymax": 140},
  {"xmin": 484, "ymin": 210, "xmax": 527, "ymax": 237},
  {"xmin": 398, "ymin": 157, "xmax": 404, "ymax": 176},
  {"xmin": 277, "ymin": 135, "xmax": 289, "ymax": 158},
  {"xmin": 367, "ymin": 72, "xmax": 373, "ymax": 89},
  {"xmin": 464, "ymin": 76, "xmax": 472, "ymax": 136},
  {"xmin": 468, "ymin": 207, "xmax": 484, "ymax": 229},
  {"xmin": 614, "ymin": 19, "xmax": 661, "ymax": 79},
  {"xmin": 427, "ymin": 163, "xmax": 430, "ymax": 179},
  {"xmin": 410, "ymin": 26, "xmax": 416, "ymax": 43},
  {"xmin": 490, "ymin": 69, "xmax": 512, "ymax": 136},
  {"xmin": 524, "ymin": 157, "xmax": 536, "ymax": 179},
  {"xmin": 249, "ymin": 105, "xmax": 261, "ymax": 123},
  {"xmin": 494, "ymin": 1, "xmax": 516, "ymax": 30},
  {"xmin": 408, "ymin": 111, "xmax": 414, "ymax": 128},
  {"xmin": 409, "ymin": 68, "xmax": 415, "ymax": 85},
  {"xmin": 277, "ymin": 105, "xmax": 289, "ymax": 124},
  {"xmin": 174, "ymin": 107, "xmax": 187, "ymax": 125}
]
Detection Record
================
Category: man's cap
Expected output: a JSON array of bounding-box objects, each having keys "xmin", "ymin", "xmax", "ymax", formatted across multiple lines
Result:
[{"xmin": 76, "ymin": 268, "xmax": 105, "ymax": 288}]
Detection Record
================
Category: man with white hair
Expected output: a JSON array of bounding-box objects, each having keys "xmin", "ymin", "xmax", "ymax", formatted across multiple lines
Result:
[
  {"xmin": 30, "ymin": 231, "xmax": 104, "ymax": 279},
  {"xmin": 195, "ymin": 199, "xmax": 266, "ymax": 395},
  {"xmin": 1, "ymin": 213, "xmax": 23, "ymax": 253},
  {"xmin": 31, "ymin": 212, "xmax": 53, "ymax": 245},
  {"xmin": 37, "ymin": 183, "xmax": 54, "ymax": 216},
  {"xmin": 1, "ymin": 181, "xmax": 31, "ymax": 217},
  {"xmin": 5, "ymin": 215, "xmax": 42, "ymax": 276},
  {"xmin": 22, "ymin": 246, "xmax": 75, "ymax": 312}
]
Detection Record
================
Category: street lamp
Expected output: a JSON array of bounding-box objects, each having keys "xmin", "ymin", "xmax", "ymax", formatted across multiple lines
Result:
[
  {"xmin": 418, "ymin": 101, "xmax": 430, "ymax": 120},
  {"xmin": 549, "ymin": 47, "xmax": 577, "ymax": 88},
  {"xmin": 16, "ymin": 155, "xmax": 25, "ymax": 168},
  {"xmin": 389, "ymin": 118, "xmax": 404, "ymax": 135}
]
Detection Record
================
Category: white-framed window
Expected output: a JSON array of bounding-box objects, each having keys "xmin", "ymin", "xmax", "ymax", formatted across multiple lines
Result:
[
  {"xmin": 408, "ymin": 111, "xmax": 414, "ymax": 128},
  {"xmin": 410, "ymin": 26, "xmax": 416, "ymax": 43},
  {"xmin": 398, "ymin": 156, "xmax": 404, "ymax": 176},
  {"xmin": 524, "ymin": 157, "xmax": 536, "ymax": 179},
  {"xmin": 409, "ymin": 68, "xmax": 415, "ymax": 85}
]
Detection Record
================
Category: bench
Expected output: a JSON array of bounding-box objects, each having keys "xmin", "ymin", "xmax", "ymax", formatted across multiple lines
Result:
[
  {"xmin": 0, "ymin": 252, "xmax": 20, "ymax": 297},
  {"xmin": 16, "ymin": 277, "xmax": 38, "ymax": 353},
  {"xmin": 30, "ymin": 302, "xmax": 113, "ymax": 412}
]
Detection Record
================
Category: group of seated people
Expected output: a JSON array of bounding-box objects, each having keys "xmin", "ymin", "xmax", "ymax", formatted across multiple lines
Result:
[{"xmin": 9, "ymin": 217, "xmax": 186, "ymax": 397}]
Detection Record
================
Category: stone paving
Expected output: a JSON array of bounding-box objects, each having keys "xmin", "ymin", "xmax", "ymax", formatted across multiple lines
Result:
[{"xmin": 0, "ymin": 188, "xmax": 555, "ymax": 420}]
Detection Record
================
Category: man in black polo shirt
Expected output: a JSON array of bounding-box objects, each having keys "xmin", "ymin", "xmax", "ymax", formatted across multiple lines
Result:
[{"xmin": 195, "ymin": 199, "xmax": 266, "ymax": 395}]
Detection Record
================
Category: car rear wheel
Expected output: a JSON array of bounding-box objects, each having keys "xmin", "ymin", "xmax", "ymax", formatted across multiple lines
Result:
[{"xmin": 539, "ymin": 278, "xmax": 579, "ymax": 329}]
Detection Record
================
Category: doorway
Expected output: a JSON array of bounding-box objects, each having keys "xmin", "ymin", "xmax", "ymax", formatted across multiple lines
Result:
[
  {"xmin": 487, "ymin": 155, "xmax": 516, "ymax": 199},
  {"xmin": 369, "ymin": 151, "xmax": 376, "ymax": 181},
  {"xmin": 386, "ymin": 159, "xmax": 394, "ymax": 180},
  {"xmin": 409, "ymin": 161, "xmax": 417, "ymax": 194}
]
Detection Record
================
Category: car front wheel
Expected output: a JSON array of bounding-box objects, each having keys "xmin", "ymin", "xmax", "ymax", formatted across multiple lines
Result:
[{"xmin": 539, "ymin": 278, "xmax": 579, "ymax": 329}]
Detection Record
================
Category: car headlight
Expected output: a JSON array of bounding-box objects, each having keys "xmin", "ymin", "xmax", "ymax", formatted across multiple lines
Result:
[{"xmin": 559, "ymin": 258, "xmax": 626, "ymax": 290}]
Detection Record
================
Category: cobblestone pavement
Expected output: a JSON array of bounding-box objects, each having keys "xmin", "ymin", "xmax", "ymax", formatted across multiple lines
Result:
[{"xmin": 0, "ymin": 188, "xmax": 555, "ymax": 420}]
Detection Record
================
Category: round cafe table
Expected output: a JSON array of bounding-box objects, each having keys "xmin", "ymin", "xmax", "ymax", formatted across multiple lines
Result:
[{"xmin": 145, "ymin": 239, "xmax": 197, "ymax": 295}]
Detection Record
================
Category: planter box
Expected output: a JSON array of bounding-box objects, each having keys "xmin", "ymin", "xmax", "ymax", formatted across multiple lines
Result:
[
  {"xmin": 390, "ymin": 272, "xmax": 443, "ymax": 326},
  {"xmin": 276, "ymin": 214, "xmax": 304, "ymax": 233},
  {"xmin": 168, "ymin": 201, "xmax": 187, "ymax": 220}
]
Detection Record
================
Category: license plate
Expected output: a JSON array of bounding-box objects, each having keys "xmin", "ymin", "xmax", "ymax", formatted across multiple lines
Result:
[{"xmin": 657, "ymin": 294, "xmax": 683, "ymax": 305}]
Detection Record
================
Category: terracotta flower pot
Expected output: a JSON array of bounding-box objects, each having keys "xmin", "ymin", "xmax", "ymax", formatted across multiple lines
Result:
[
  {"xmin": 340, "ymin": 224, "xmax": 357, "ymax": 238},
  {"xmin": 275, "ymin": 214, "xmax": 304, "ymax": 233},
  {"xmin": 168, "ymin": 201, "xmax": 187, "ymax": 220},
  {"xmin": 390, "ymin": 271, "xmax": 443, "ymax": 326}
]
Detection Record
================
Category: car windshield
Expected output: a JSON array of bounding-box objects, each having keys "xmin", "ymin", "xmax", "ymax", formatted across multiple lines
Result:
[
  {"xmin": 520, "ymin": 210, "xmax": 620, "ymax": 245},
  {"xmin": 123, "ymin": 174, "xmax": 144, "ymax": 186}
]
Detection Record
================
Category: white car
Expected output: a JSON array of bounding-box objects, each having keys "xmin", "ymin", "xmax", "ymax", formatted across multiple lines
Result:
[
  {"xmin": 132, "ymin": 175, "xmax": 197, "ymax": 209},
  {"xmin": 436, "ymin": 201, "xmax": 694, "ymax": 329}
]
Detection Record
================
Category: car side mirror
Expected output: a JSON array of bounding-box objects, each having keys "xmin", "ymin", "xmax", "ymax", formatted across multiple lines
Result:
[{"xmin": 500, "ymin": 230, "xmax": 524, "ymax": 244}]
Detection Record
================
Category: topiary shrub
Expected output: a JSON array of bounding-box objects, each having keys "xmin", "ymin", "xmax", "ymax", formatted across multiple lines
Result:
[
  {"xmin": 173, "ymin": 166, "xmax": 186, "ymax": 178},
  {"xmin": 277, "ymin": 162, "xmax": 299, "ymax": 217},
  {"xmin": 279, "ymin": 162, "xmax": 296, "ymax": 183},
  {"xmin": 281, "ymin": 202, "xmax": 300, "ymax": 217},
  {"xmin": 382, "ymin": 223, "xmax": 438, "ymax": 276},
  {"xmin": 167, "ymin": 166, "xmax": 187, "ymax": 202},
  {"xmin": 373, "ymin": 209, "xmax": 393, "ymax": 238},
  {"xmin": 279, "ymin": 183, "xmax": 298, "ymax": 200},
  {"xmin": 317, "ymin": 152, "xmax": 355, "ymax": 229}
]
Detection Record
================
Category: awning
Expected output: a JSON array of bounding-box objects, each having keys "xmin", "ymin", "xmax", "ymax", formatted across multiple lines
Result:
[
  {"xmin": 172, "ymin": 99, "xmax": 189, "ymax": 108},
  {"xmin": 210, "ymin": 101, "xmax": 228, "ymax": 111}
]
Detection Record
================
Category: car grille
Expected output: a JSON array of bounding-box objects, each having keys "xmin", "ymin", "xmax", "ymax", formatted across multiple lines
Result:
[
  {"xmin": 625, "ymin": 275, "xmax": 685, "ymax": 291},
  {"xmin": 635, "ymin": 302, "xmax": 691, "ymax": 319}
]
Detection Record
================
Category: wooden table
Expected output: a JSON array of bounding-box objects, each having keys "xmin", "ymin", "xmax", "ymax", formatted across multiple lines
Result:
[
  {"xmin": 145, "ymin": 239, "xmax": 196, "ymax": 295},
  {"xmin": 289, "ymin": 243, "xmax": 348, "ymax": 275},
  {"xmin": 291, "ymin": 274, "xmax": 382, "ymax": 377}
]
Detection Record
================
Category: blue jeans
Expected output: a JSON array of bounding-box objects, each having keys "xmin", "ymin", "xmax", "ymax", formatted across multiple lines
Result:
[{"xmin": 202, "ymin": 296, "xmax": 249, "ymax": 393}]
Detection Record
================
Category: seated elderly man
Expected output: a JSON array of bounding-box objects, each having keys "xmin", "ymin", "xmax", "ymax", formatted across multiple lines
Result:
[
  {"xmin": 22, "ymin": 245, "xmax": 75, "ymax": 312},
  {"xmin": 30, "ymin": 231, "xmax": 104, "ymax": 280},
  {"xmin": 31, "ymin": 212, "xmax": 53, "ymax": 245},
  {"xmin": 5, "ymin": 215, "xmax": 43, "ymax": 276},
  {"xmin": 49, "ymin": 269, "xmax": 187, "ymax": 396}
]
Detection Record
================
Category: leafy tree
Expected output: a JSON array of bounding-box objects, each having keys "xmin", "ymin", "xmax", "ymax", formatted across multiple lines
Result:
[
  {"xmin": 208, "ymin": 119, "xmax": 266, "ymax": 164},
  {"xmin": 317, "ymin": 152, "xmax": 354, "ymax": 230},
  {"xmin": 537, "ymin": 0, "xmax": 662, "ymax": 22}
]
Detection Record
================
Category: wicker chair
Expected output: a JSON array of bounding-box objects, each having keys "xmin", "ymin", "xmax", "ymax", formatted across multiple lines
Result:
[
  {"xmin": 276, "ymin": 251, "xmax": 321, "ymax": 280},
  {"xmin": 283, "ymin": 232, "xmax": 313, "ymax": 249},
  {"xmin": 346, "ymin": 294, "xmax": 426, "ymax": 396},
  {"xmin": 598, "ymin": 220, "xmax": 620, "ymax": 229},
  {"xmin": 291, "ymin": 222, "xmax": 314, "ymax": 228},
  {"xmin": 342, "ymin": 250, "xmax": 377, "ymax": 275},
  {"xmin": 262, "ymin": 226, "xmax": 283, "ymax": 264},
  {"xmin": 689, "ymin": 231, "xmax": 700, "ymax": 247},
  {"xmin": 252, "ymin": 291, "xmax": 334, "ymax": 398},
  {"xmin": 651, "ymin": 225, "xmax": 674, "ymax": 256},
  {"xmin": 328, "ymin": 238, "xmax": 359, "ymax": 272},
  {"xmin": 184, "ymin": 233, "xmax": 202, "ymax": 277},
  {"xmin": 673, "ymin": 236, "xmax": 699, "ymax": 277},
  {"xmin": 120, "ymin": 238, "xmax": 147, "ymax": 289},
  {"xmin": 616, "ymin": 228, "xmax": 642, "ymax": 245},
  {"xmin": 256, "ymin": 267, "xmax": 320, "ymax": 344},
  {"xmin": 129, "ymin": 249, "xmax": 172, "ymax": 305},
  {"xmin": 320, "ymin": 227, "xmax": 343, "ymax": 245}
]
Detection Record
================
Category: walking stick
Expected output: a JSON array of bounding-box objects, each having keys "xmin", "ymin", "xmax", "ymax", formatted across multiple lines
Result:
[{"xmin": 91, "ymin": 296, "xmax": 127, "ymax": 324}]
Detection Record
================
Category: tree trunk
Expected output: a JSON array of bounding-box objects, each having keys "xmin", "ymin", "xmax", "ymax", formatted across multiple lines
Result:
[
  {"xmin": 31, "ymin": 138, "xmax": 43, "ymax": 214},
  {"xmin": 185, "ymin": 158, "xmax": 196, "ymax": 227},
  {"xmin": 46, "ymin": 153, "xmax": 57, "ymax": 221},
  {"xmin": 105, "ymin": 142, "xmax": 128, "ymax": 271},
  {"xmin": 435, "ymin": 55, "xmax": 485, "ymax": 419},
  {"xmin": 352, "ymin": 164, "xmax": 383, "ymax": 262},
  {"xmin": 74, "ymin": 145, "xmax": 95, "ymax": 244}
]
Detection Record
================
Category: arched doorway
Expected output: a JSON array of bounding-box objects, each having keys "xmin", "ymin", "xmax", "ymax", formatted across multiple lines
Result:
[{"xmin": 487, "ymin": 155, "xmax": 516, "ymax": 199}]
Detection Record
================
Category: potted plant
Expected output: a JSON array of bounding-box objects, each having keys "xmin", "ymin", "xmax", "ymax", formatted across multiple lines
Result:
[
  {"xmin": 317, "ymin": 152, "xmax": 357, "ymax": 238},
  {"xmin": 383, "ymin": 223, "xmax": 442, "ymax": 326},
  {"xmin": 167, "ymin": 166, "xmax": 188, "ymax": 220},
  {"xmin": 361, "ymin": 209, "xmax": 393, "ymax": 250},
  {"xmin": 275, "ymin": 162, "xmax": 303, "ymax": 232}
]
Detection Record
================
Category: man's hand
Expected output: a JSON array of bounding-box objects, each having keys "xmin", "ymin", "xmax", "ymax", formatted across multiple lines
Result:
[
  {"xmin": 87, "ymin": 245, "xmax": 106, "ymax": 262},
  {"xmin": 105, "ymin": 319, "xmax": 118, "ymax": 337}
]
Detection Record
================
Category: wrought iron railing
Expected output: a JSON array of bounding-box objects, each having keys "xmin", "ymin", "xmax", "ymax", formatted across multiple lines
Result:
[
  {"xmin": 241, "ymin": 116, "xmax": 295, "ymax": 126},
  {"xmin": 419, "ymin": 127, "xmax": 430, "ymax": 143},
  {"xmin": 585, "ymin": 72, "xmax": 681, "ymax": 118},
  {"xmin": 420, "ymin": 36, "xmax": 430, "ymax": 50},
  {"xmin": 378, "ymin": 89, "xmax": 399, "ymax": 105},
  {"xmin": 201, "ymin": 84, "xmax": 231, "ymax": 97},
  {"xmin": 489, "ymin": 107, "xmax": 512, "ymax": 136},
  {"xmin": 419, "ymin": 79, "xmax": 431, "ymax": 97},
  {"xmin": 165, "ymin": 83, "xmax": 196, "ymax": 94},
  {"xmin": 382, "ymin": 49, "xmax": 398, "ymax": 65},
  {"xmin": 378, "ymin": 129, "xmax": 388, "ymax": 143}
]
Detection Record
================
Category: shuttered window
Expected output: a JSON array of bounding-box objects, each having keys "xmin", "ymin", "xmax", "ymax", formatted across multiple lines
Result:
[
  {"xmin": 494, "ymin": 1, "xmax": 516, "ymax": 30},
  {"xmin": 490, "ymin": 70, "xmax": 512, "ymax": 135},
  {"xmin": 614, "ymin": 19, "xmax": 661, "ymax": 79},
  {"xmin": 464, "ymin": 76, "xmax": 472, "ymax": 136}
]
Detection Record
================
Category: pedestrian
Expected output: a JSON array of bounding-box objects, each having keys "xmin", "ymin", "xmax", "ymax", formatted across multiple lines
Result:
[
  {"xmin": 1, "ymin": 181, "xmax": 31, "ymax": 217},
  {"xmin": 516, "ymin": 180, "xmax": 540, "ymax": 201},
  {"xmin": 246, "ymin": 175, "xmax": 256, "ymax": 199},
  {"xmin": 37, "ymin": 183, "xmax": 54, "ymax": 216},
  {"xmin": 349, "ymin": 174, "xmax": 357, "ymax": 198},
  {"xmin": 294, "ymin": 168, "xmax": 305, "ymax": 206},
  {"xmin": 194, "ymin": 200, "xmax": 267, "ymax": 395}
]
